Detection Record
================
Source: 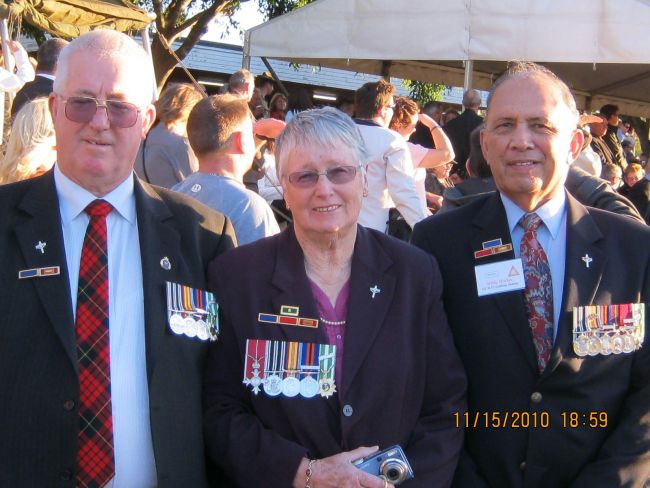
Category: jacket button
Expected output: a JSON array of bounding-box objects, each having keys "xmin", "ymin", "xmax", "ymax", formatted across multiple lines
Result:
[
  {"xmin": 60, "ymin": 468, "xmax": 73, "ymax": 481},
  {"xmin": 63, "ymin": 400, "xmax": 75, "ymax": 411},
  {"xmin": 342, "ymin": 404, "xmax": 354, "ymax": 417},
  {"xmin": 530, "ymin": 392, "xmax": 542, "ymax": 403},
  {"xmin": 519, "ymin": 461, "xmax": 526, "ymax": 471}
]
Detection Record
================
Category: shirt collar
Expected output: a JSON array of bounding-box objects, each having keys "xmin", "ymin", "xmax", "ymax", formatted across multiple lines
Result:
[
  {"xmin": 54, "ymin": 164, "xmax": 136, "ymax": 225},
  {"xmin": 500, "ymin": 190, "xmax": 566, "ymax": 239},
  {"xmin": 37, "ymin": 73, "xmax": 55, "ymax": 81}
]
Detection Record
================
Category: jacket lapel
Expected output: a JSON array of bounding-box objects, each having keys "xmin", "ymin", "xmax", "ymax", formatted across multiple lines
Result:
[
  {"xmin": 544, "ymin": 194, "xmax": 605, "ymax": 374},
  {"xmin": 471, "ymin": 194, "xmax": 538, "ymax": 374},
  {"xmin": 15, "ymin": 171, "xmax": 76, "ymax": 368},
  {"xmin": 135, "ymin": 179, "xmax": 185, "ymax": 381},
  {"xmin": 341, "ymin": 226, "xmax": 395, "ymax": 397}
]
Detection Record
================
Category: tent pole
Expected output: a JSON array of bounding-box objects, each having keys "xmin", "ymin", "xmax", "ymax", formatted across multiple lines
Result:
[
  {"xmin": 261, "ymin": 57, "xmax": 289, "ymax": 97},
  {"xmin": 381, "ymin": 61, "xmax": 391, "ymax": 81},
  {"xmin": 140, "ymin": 24, "xmax": 159, "ymax": 101},
  {"xmin": 463, "ymin": 60, "xmax": 473, "ymax": 91},
  {"xmin": 242, "ymin": 30, "xmax": 251, "ymax": 70}
]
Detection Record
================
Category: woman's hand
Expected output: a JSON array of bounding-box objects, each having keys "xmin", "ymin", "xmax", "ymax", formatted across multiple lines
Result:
[
  {"xmin": 293, "ymin": 446, "xmax": 394, "ymax": 488},
  {"xmin": 418, "ymin": 113, "xmax": 439, "ymax": 130}
]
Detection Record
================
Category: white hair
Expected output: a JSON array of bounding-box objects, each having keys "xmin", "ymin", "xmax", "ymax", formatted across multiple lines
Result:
[
  {"xmin": 53, "ymin": 30, "xmax": 155, "ymax": 105},
  {"xmin": 275, "ymin": 107, "xmax": 367, "ymax": 178}
]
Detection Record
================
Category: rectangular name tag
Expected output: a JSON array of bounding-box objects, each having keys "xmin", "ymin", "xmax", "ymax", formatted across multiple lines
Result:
[{"xmin": 475, "ymin": 258, "xmax": 525, "ymax": 297}]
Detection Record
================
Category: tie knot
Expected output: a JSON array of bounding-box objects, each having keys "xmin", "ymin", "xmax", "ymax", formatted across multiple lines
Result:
[
  {"xmin": 520, "ymin": 212, "xmax": 542, "ymax": 232},
  {"xmin": 85, "ymin": 199, "xmax": 113, "ymax": 219}
]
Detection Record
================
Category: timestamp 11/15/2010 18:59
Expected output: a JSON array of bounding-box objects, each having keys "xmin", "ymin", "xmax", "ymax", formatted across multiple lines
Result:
[{"xmin": 454, "ymin": 411, "xmax": 609, "ymax": 429}]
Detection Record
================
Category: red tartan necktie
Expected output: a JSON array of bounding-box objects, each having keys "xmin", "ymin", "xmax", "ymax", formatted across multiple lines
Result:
[
  {"xmin": 520, "ymin": 213, "xmax": 554, "ymax": 372},
  {"xmin": 76, "ymin": 199, "xmax": 114, "ymax": 487}
]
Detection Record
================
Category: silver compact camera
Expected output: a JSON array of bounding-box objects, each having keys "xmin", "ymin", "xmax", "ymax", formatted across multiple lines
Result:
[{"xmin": 352, "ymin": 445, "xmax": 414, "ymax": 485}]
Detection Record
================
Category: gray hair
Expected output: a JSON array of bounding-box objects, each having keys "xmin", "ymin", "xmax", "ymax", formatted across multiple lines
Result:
[
  {"xmin": 275, "ymin": 107, "xmax": 367, "ymax": 178},
  {"xmin": 486, "ymin": 61, "xmax": 578, "ymax": 126},
  {"xmin": 53, "ymin": 30, "xmax": 155, "ymax": 106},
  {"xmin": 462, "ymin": 89, "xmax": 482, "ymax": 109}
]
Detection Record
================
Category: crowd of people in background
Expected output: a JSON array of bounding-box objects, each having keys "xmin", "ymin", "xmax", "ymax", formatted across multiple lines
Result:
[{"xmin": 3, "ymin": 38, "xmax": 650, "ymax": 239}]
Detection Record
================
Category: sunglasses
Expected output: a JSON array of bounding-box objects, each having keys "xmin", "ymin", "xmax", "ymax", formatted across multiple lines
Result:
[
  {"xmin": 286, "ymin": 165, "xmax": 360, "ymax": 188},
  {"xmin": 57, "ymin": 94, "xmax": 142, "ymax": 128}
]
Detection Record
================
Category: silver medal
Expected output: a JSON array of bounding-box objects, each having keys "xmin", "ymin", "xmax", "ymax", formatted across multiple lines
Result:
[
  {"xmin": 599, "ymin": 335, "xmax": 612, "ymax": 355},
  {"xmin": 622, "ymin": 334, "xmax": 635, "ymax": 353},
  {"xmin": 263, "ymin": 374, "xmax": 283, "ymax": 396},
  {"xmin": 169, "ymin": 314, "xmax": 185, "ymax": 335},
  {"xmin": 282, "ymin": 376, "xmax": 301, "ymax": 397},
  {"xmin": 184, "ymin": 317, "xmax": 197, "ymax": 338},
  {"xmin": 612, "ymin": 335, "xmax": 624, "ymax": 354},
  {"xmin": 573, "ymin": 334, "xmax": 588, "ymax": 357},
  {"xmin": 587, "ymin": 336, "xmax": 601, "ymax": 356},
  {"xmin": 300, "ymin": 376, "xmax": 320, "ymax": 398},
  {"xmin": 196, "ymin": 319, "xmax": 209, "ymax": 341}
]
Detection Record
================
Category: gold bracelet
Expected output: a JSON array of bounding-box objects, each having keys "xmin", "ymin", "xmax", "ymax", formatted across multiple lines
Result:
[{"xmin": 305, "ymin": 459, "xmax": 317, "ymax": 488}]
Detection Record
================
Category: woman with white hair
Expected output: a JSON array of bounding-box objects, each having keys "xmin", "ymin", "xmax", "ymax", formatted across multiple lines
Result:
[{"xmin": 204, "ymin": 107, "xmax": 466, "ymax": 488}]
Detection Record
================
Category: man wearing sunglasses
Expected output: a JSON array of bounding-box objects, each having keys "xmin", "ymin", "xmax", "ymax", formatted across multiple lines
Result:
[{"xmin": 0, "ymin": 30, "xmax": 235, "ymax": 487}]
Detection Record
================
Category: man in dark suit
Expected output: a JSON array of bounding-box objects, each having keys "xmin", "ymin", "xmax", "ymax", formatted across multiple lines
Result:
[
  {"xmin": 0, "ymin": 30, "xmax": 235, "ymax": 487},
  {"xmin": 442, "ymin": 89, "xmax": 483, "ymax": 171},
  {"xmin": 11, "ymin": 37, "xmax": 67, "ymax": 117},
  {"xmin": 413, "ymin": 61, "xmax": 650, "ymax": 487}
]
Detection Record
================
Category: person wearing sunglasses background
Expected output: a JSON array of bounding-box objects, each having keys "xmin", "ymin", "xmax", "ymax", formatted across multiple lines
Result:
[
  {"xmin": 0, "ymin": 30, "xmax": 236, "ymax": 487},
  {"xmin": 203, "ymin": 107, "xmax": 467, "ymax": 488}
]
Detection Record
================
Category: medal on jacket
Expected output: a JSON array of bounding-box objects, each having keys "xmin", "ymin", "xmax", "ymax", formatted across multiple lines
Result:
[
  {"xmin": 166, "ymin": 281, "xmax": 219, "ymax": 341},
  {"xmin": 299, "ymin": 342, "xmax": 320, "ymax": 398},
  {"xmin": 243, "ymin": 339, "xmax": 267, "ymax": 394},
  {"xmin": 573, "ymin": 303, "xmax": 644, "ymax": 357},
  {"xmin": 263, "ymin": 340, "xmax": 284, "ymax": 397},
  {"xmin": 318, "ymin": 344, "xmax": 337, "ymax": 398},
  {"xmin": 282, "ymin": 341, "xmax": 301, "ymax": 397}
]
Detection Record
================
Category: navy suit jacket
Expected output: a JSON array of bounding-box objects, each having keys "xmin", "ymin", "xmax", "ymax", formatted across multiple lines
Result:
[
  {"xmin": 0, "ymin": 170, "xmax": 236, "ymax": 487},
  {"xmin": 412, "ymin": 192, "xmax": 650, "ymax": 488},
  {"xmin": 11, "ymin": 75, "xmax": 54, "ymax": 116},
  {"xmin": 204, "ymin": 225, "xmax": 467, "ymax": 488}
]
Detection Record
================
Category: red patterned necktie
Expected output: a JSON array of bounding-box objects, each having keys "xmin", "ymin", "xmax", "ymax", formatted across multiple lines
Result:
[
  {"xmin": 76, "ymin": 199, "xmax": 114, "ymax": 487},
  {"xmin": 520, "ymin": 212, "xmax": 554, "ymax": 372}
]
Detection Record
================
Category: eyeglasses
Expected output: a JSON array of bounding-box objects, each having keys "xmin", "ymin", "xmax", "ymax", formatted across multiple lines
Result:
[
  {"xmin": 57, "ymin": 94, "xmax": 142, "ymax": 128},
  {"xmin": 286, "ymin": 165, "xmax": 361, "ymax": 188}
]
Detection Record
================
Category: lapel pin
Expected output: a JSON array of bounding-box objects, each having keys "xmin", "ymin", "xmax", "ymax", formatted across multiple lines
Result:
[
  {"xmin": 582, "ymin": 254, "xmax": 593, "ymax": 268},
  {"xmin": 474, "ymin": 238, "xmax": 513, "ymax": 259},
  {"xmin": 370, "ymin": 285, "xmax": 381, "ymax": 298},
  {"xmin": 35, "ymin": 241, "xmax": 47, "ymax": 254},
  {"xmin": 18, "ymin": 266, "xmax": 60, "ymax": 279},
  {"xmin": 160, "ymin": 256, "xmax": 172, "ymax": 271}
]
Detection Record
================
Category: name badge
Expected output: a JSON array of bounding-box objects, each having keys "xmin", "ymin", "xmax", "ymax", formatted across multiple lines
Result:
[{"xmin": 475, "ymin": 258, "xmax": 525, "ymax": 297}]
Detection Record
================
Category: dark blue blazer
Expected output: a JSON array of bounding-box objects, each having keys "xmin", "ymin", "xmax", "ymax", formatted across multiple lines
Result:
[
  {"xmin": 0, "ymin": 169, "xmax": 235, "ymax": 487},
  {"xmin": 413, "ymin": 192, "xmax": 650, "ymax": 488},
  {"xmin": 204, "ymin": 225, "xmax": 467, "ymax": 488}
]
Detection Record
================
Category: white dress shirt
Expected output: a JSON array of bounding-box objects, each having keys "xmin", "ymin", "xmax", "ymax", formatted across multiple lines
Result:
[
  {"xmin": 55, "ymin": 165, "xmax": 157, "ymax": 487},
  {"xmin": 356, "ymin": 121, "xmax": 426, "ymax": 231},
  {"xmin": 501, "ymin": 191, "xmax": 567, "ymax": 339}
]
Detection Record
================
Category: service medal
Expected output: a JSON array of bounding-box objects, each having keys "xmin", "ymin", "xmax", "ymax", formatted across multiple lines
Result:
[
  {"xmin": 622, "ymin": 334, "xmax": 635, "ymax": 353},
  {"xmin": 300, "ymin": 376, "xmax": 320, "ymax": 398},
  {"xmin": 169, "ymin": 313, "xmax": 185, "ymax": 335},
  {"xmin": 612, "ymin": 335, "xmax": 624, "ymax": 354},
  {"xmin": 282, "ymin": 377, "xmax": 301, "ymax": 397},
  {"xmin": 184, "ymin": 316, "xmax": 197, "ymax": 338},
  {"xmin": 318, "ymin": 378, "xmax": 336, "ymax": 398},
  {"xmin": 196, "ymin": 319, "xmax": 209, "ymax": 341},
  {"xmin": 263, "ymin": 374, "xmax": 283, "ymax": 396},
  {"xmin": 587, "ymin": 336, "xmax": 601, "ymax": 356},
  {"xmin": 599, "ymin": 335, "xmax": 612, "ymax": 355}
]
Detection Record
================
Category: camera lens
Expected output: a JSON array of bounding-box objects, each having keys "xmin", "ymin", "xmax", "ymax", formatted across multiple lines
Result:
[{"xmin": 380, "ymin": 459, "xmax": 408, "ymax": 483}]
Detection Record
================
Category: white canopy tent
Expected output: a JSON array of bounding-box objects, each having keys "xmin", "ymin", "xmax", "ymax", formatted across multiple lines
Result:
[{"xmin": 244, "ymin": 0, "xmax": 650, "ymax": 117}]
